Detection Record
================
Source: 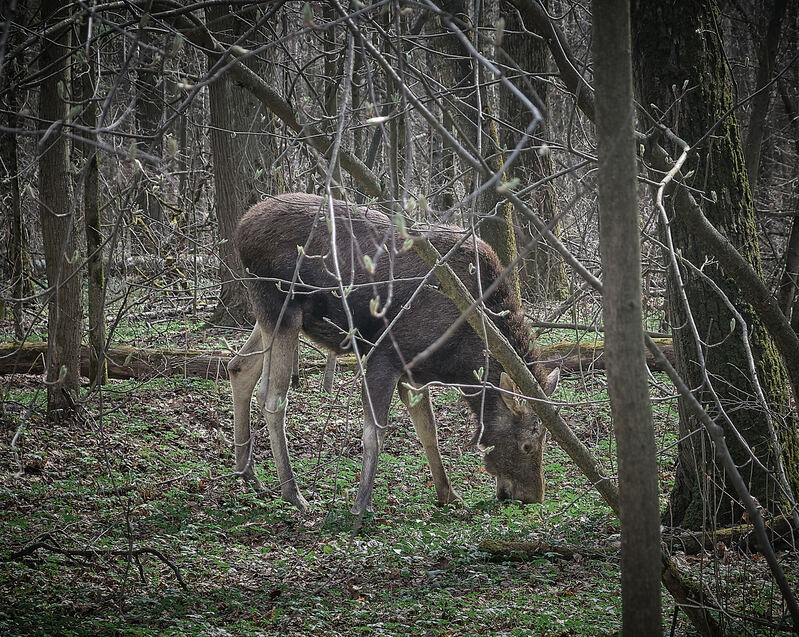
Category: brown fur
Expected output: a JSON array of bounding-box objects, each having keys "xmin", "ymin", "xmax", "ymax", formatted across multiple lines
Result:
[
  {"xmin": 232, "ymin": 193, "xmax": 556, "ymax": 509},
  {"xmin": 235, "ymin": 193, "xmax": 532, "ymax": 384}
]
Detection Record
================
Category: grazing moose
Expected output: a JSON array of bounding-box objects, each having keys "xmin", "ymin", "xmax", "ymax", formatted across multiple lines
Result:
[{"xmin": 228, "ymin": 193, "xmax": 559, "ymax": 513}]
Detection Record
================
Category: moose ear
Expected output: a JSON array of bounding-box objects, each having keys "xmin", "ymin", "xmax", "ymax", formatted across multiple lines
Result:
[
  {"xmin": 499, "ymin": 372, "xmax": 526, "ymax": 417},
  {"xmin": 540, "ymin": 367, "xmax": 560, "ymax": 397}
]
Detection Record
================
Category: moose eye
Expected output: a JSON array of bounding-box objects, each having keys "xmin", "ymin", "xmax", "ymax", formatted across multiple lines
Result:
[{"xmin": 521, "ymin": 442, "xmax": 533, "ymax": 454}]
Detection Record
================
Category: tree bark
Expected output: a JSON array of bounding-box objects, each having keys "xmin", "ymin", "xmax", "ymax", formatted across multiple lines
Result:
[
  {"xmin": 38, "ymin": 0, "xmax": 82, "ymax": 414},
  {"xmin": 0, "ymin": 3, "xmax": 28, "ymax": 341},
  {"xmin": 134, "ymin": 20, "xmax": 164, "ymax": 225},
  {"xmin": 631, "ymin": 0, "xmax": 799, "ymax": 528},
  {"xmin": 593, "ymin": 0, "xmax": 661, "ymax": 630},
  {"xmin": 0, "ymin": 342, "xmax": 230, "ymax": 381},
  {"xmin": 776, "ymin": 41, "xmax": 799, "ymax": 319},
  {"xmin": 0, "ymin": 339, "xmax": 675, "ymax": 380},
  {"xmin": 205, "ymin": 3, "xmax": 251, "ymax": 327},
  {"xmin": 498, "ymin": 1, "xmax": 567, "ymax": 301},
  {"xmin": 435, "ymin": 1, "xmax": 522, "ymax": 302},
  {"xmin": 743, "ymin": 0, "xmax": 787, "ymax": 193},
  {"xmin": 78, "ymin": 15, "xmax": 108, "ymax": 387}
]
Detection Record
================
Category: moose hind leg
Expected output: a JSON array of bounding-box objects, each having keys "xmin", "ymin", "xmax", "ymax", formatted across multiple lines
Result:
[
  {"xmin": 398, "ymin": 382, "xmax": 460, "ymax": 505},
  {"xmin": 352, "ymin": 366, "xmax": 400, "ymax": 515},
  {"xmin": 228, "ymin": 325, "xmax": 265, "ymax": 489},
  {"xmin": 257, "ymin": 314, "xmax": 309, "ymax": 511}
]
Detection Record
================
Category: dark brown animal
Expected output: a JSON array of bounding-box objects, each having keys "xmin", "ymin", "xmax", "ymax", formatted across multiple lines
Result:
[{"xmin": 228, "ymin": 193, "xmax": 558, "ymax": 513}]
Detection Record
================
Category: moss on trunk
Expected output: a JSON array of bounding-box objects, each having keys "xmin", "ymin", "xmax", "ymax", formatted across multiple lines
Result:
[{"xmin": 632, "ymin": 0, "xmax": 799, "ymax": 528}]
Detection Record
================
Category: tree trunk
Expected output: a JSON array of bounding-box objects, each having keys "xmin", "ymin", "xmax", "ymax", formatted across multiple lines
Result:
[
  {"xmin": 498, "ymin": 1, "xmax": 567, "ymax": 301},
  {"xmin": 135, "ymin": 25, "xmax": 164, "ymax": 225},
  {"xmin": 631, "ymin": 0, "xmax": 799, "ymax": 528},
  {"xmin": 743, "ymin": 0, "xmax": 787, "ymax": 193},
  {"xmin": 593, "ymin": 1, "xmax": 661, "ymax": 630},
  {"xmin": 38, "ymin": 0, "xmax": 82, "ymax": 414},
  {"xmin": 78, "ymin": 16, "xmax": 108, "ymax": 387},
  {"xmin": 435, "ymin": 1, "xmax": 521, "ymax": 302},
  {"xmin": 230, "ymin": 8, "xmax": 279, "ymax": 208},
  {"xmin": 205, "ymin": 3, "xmax": 251, "ymax": 327},
  {"xmin": 776, "ymin": 30, "xmax": 799, "ymax": 319},
  {"xmin": 0, "ymin": 4, "xmax": 29, "ymax": 341}
]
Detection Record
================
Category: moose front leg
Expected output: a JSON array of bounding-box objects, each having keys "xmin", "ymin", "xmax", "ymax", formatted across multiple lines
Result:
[
  {"xmin": 398, "ymin": 382, "xmax": 460, "ymax": 505},
  {"xmin": 257, "ymin": 315, "xmax": 309, "ymax": 511},
  {"xmin": 352, "ymin": 366, "xmax": 400, "ymax": 515},
  {"xmin": 228, "ymin": 325, "xmax": 265, "ymax": 489}
]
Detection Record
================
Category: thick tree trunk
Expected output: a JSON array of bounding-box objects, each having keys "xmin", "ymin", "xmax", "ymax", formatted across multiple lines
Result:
[
  {"xmin": 38, "ymin": 0, "xmax": 82, "ymax": 414},
  {"xmin": 776, "ymin": 39, "xmax": 799, "ymax": 319},
  {"xmin": 743, "ymin": 0, "xmax": 787, "ymax": 193},
  {"xmin": 205, "ymin": 4, "xmax": 251, "ymax": 327},
  {"xmin": 631, "ymin": 0, "xmax": 799, "ymax": 528},
  {"xmin": 499, "ymin": 1, "xmax": 567, "ymax": 301},
  {"xmin": 135, "ymin": 27, "xmax": 164, "ymax": 225},
  {"xmin": 0, "ymin": 13, "xmax": 28, "ymax": 341}
]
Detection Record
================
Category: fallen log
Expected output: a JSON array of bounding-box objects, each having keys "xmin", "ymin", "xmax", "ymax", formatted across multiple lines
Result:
[
  {"xmin": 0, "ymin": 338, "xmax": 676, "ymax": 381},
  {"xmin": 664, "ymin": 515, "xmax": 796, "ymax": 555},
  {"xmin": 536, "ymin": 337, "xmax": 675, "ymax": 372},
  {"xmin": 0, "ymin": 341, "xmax": 230, "ymax": 381}
]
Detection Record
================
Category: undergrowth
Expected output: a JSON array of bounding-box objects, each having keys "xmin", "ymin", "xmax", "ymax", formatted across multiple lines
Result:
[{"xmin": 0, "ymin": 323, "xmax": 795, "ymax": 636}]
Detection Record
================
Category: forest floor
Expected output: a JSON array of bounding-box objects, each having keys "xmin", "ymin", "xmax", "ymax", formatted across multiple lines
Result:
[{"xmin": 1, "ymin": 320, "xmax": 796, "ymax": 636}]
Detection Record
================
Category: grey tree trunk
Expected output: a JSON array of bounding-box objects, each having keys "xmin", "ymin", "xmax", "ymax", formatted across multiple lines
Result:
[
  {"xmin": 78, "ymin": 16, "xmax": 108, "ymax": 387},
  {"xmin": 38, "ymin": 0, "xmax": 82, "ymax": 414},
  {"xmin": 205, "ymin": 4, "xmax": 251, "ymax": 327},
  {"xmin": 498, "ymin": 1, "xmax": 567, "ymax": 301},
  {"xmin": 434, "ymin": 1, "xmax": 521, "ymax": 302},
  {"xmin": 0, "ymin": 4, "xmax": 28, "ymax": 341},
  {"xmin": 135, "ymin": 27, "xmax": 164, "ymax": 225},
  {"xmin": 631, "ymin": 0, "xmax": 799, "ymax": 528},
  {"xmin": 743, "ymin": 0, "xmax": 787, "ymax": 193},
  {"xmin": 593, "ymin": 0, "xmax": 661, "ymax": 632}
]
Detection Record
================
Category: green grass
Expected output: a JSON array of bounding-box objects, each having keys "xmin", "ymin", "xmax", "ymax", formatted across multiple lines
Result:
[{"xmin": 0, "ymin": 332, "xmax": 794, "ymax": 636}]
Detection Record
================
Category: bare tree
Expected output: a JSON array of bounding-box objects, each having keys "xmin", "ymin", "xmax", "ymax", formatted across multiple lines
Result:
[
  {"xmin": 38, "ymin": 0, "xmax": 82, "ymax": 413},
  {"xmin": 205, "ymin": 3, "xmax": 250, "ymax": 326},
  {"xmin": 77, "ymin": 14, "xmax": 107, "ymax": 387},
  {"xmin": 593, "ymin": 0, "xmax": 660, "ymax": 632},
  {"xmin": 631, "ymin": 0, "xmax": 799, "ymax": 530}
]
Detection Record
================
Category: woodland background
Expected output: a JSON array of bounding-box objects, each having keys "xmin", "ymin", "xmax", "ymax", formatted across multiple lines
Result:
[{"xmin": 1, "ymin": 1, "xmax": 799, "ymax": 635}]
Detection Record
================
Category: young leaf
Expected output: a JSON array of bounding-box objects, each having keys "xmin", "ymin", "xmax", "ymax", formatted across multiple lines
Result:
[
  {"xmin": 496, "ymin": 177, "xmax": 520, "ymax": 193},
  {"xmin": 494, "ymin": 17, "xmax": 505, "ymax": 46},
  {"xmin": 369, "ymin": 296, "xmax": 381, "ymax": 317},
  {"xmin": 395, "ymin": 213, "xmax": 408, "ymax": 238}
]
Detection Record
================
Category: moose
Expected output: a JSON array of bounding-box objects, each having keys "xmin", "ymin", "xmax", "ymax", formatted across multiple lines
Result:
[{"xmin": 228, "ymin": 193, "xmax": 559, "ymax": 513}]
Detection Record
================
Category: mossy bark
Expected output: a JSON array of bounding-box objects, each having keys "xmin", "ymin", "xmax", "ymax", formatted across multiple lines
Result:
[
  {"xmin": 498, "ymin": 1, "xmax": 567, "ymax": 301},
  {"xmin": 631, "ymin": 0, "xmax": 799, "ymax": 528}
]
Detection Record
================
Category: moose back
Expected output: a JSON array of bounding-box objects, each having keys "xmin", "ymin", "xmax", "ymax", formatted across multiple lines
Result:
[{"xmin": 227, "ymin": 193, "xmax": 558, "ymax": 513}]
